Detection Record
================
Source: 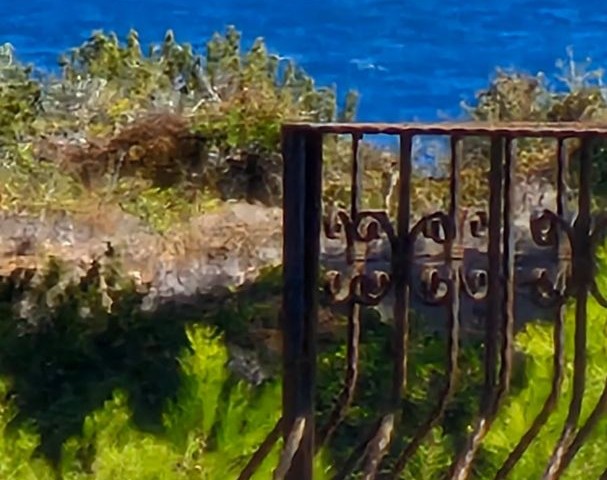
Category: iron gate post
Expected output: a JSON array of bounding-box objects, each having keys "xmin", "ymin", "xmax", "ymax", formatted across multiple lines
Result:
[{"xmin": 281, "ymin": 127, "xmax": 323, "ymax": 480}]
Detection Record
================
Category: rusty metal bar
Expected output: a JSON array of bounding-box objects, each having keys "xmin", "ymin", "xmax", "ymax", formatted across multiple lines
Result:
[
  {"xmin": 447, "ymin": 135, "xmax": 506, "ymax": 480},
  {"xmin": 358, "ymin": 133, "xmax": 414, "ymax": 479},
  {"xmin": 494, "ymin": 138, "xmax": 570, "ymax": 479},
  {"xmin": 316, "ymin": 134, "xmax": 364, "ymax": 449},
  {"xmin": 282, "ymin": 121, "xmax": 607, "ymax": 137},
  {"xmin": 281, "ymin": 128, "xmax": 323, "ymax": 480},
  {"xmin": 543, "ymin": 137, "xmax": 594, "ymax": 480},
  {"xmin": 495, "ymin": 135, "xmax": 516, "ymax": 406},
  {"xmin": 274, "ymin": 417, "xmax": 307, "ymax": 480},
  {"xmin": 237, "ymin": 417, "xmax": 284, "ymax": 480},
  {"xmin": 393, "ymin": 133, "xmax": 413, "ymax": 403},
  {"xmin": 350, "ymin": 133, "xmax": 364, "ymax": 216},
  {"xmin": 486, "ymin": 136, "xmax": 505, "ymax": 400},
  {"xmin": 388, "ymin": 135, "xmax": 463, "ymax": 478}
]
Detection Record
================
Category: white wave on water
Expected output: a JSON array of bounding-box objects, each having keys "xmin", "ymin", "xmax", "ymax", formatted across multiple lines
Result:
[{"xmin": 350, "ymin": 58, "xmax": 388, "ymax": 72}]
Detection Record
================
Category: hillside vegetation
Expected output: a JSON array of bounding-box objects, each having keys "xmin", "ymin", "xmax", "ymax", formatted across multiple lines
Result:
[{"xmin": 0, "ymin": 28, "xmax": 606, "ymax": 479}]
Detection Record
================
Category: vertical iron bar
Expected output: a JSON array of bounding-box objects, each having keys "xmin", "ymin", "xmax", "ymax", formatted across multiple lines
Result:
[
  {"xmin": 543, "ymin": 136, "xmax": 593, "ymax": 480},
  {"xmin": 498, "ymin": 136, "xmax": 515, "ymax": 397},
  {"xmin": 495, "ymin": 138, "xmax": 569, "ymax": 479},
  {"xmin": 317, "ymin": 134, "xmax": 363, "ymax": 450},
  {"xmin": 349, "ymin": 134, "xmax": 363, "ymax": 407},
  {"xmin": 281, "ymin": 127, "xmax": 323, "ymax": 480},
  {"xmin": 447, "ymin": 133, "xmax": 463, "ymax": 415},
  {"xmin": 352, "ymin": 133, "xmax": 413, "ymax": 480},
  {"xmin": 449, "ymin": 135, "xmax": 505, "ymax": 480},
  {"xmin": 388, "ymin": 135, "xmax": 463, "ymax": 479},
  {"xmin": 393, "ymin": 133, "xmax": 413, "ymax": 402},
  {"xmin": 485, "ymin": 135, "xmax": 505, "ymax": 402},
  {"xmin": 351, "ymin": 133, "xmax": 363, "ymax": 217}
]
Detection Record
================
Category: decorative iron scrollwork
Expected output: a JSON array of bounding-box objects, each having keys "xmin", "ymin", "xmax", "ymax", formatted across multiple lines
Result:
[
  {"xmin": 324, "ymin": 208, "xmax": 352, "ymax": 241},
  {"xmin": 468, "ymin": 210, "xmax": 489, "ymax": 238},
  {"xmin": 411, "ymin": 211, "xmax": 454, "ymax": 244},
  {"xmin": 526, "ymin": 267, "xmax": 568, "ymax": 308},
  {"xmin": 323, "ymin": 208, "xmax": 394, "ymax": 306},
  {"xmin": 462, "ymin": 210, "xmax": 490, "ymax": 302},
  {"xmin": 415, "ymin": 266, "xmax": 451, "ymax": 306},
  {"xmin": 323, "ymin": 207, "xmax": 396, "ymax": 245},
  {"xmin": 460, "ymin": 268, "xmax": 489, "ymax": 301},
  {"xmin": 410, "ymin": 212, "xmax": 454, "ymax": 305},
  {"xmin": 325, "ymin": 270, "xmax": 391, "ymax": 306},
  {"xmin": 411, "ymin": 210, "xmax": 494, "ymax": 304},
  {"xmin": 530, "ymin": 209, "xmax": 574, "ymax": 248},
  {"xmin": 525, "ymin": 209, "xmax": 573, "ymax": 307}
]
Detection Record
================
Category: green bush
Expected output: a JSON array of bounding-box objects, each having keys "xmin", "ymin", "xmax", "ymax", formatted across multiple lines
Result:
[
  {"xmin": 0, "ymin": 257, "xmax": 335, "ymax": 479},
  {"xmin": 4, "ymin": 33, "xmax": 607, "ymax": 226},
  {"xmin": 0, "ymin": 26, "xmax": 359, "ymax": 225},
  {"xmin": 0, "ymin": 323, "xmax": 283, "ymax": 480}
]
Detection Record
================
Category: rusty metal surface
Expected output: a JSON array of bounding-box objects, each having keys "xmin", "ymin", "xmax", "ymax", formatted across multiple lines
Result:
[
  {"xmin": 316, "ymin": 134, "xmax": 364, "ymax": 451},
  {"xmin": 239, "ymin": 122, "xmax": 607, "ymax": 479},
  {"xmin": 282, "ymin": 121, "xmax": 607, "ymax": 137},
  {"xmin": 280, "ymin": 129, "xmax": 323, "ymax": 480}
]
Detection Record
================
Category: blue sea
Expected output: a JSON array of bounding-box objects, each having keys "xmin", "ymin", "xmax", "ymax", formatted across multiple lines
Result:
[{"xmin": 2, "ymin": 0, "xmax": 606, "ymax": 123}]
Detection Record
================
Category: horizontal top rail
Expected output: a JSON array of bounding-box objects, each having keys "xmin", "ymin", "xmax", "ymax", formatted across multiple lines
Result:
[{"xmin": 282, "ymin": 121, "xmax": 607, "ymax": 137}]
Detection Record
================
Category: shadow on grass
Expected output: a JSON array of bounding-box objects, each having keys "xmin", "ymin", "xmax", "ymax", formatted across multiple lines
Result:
[
  {"xmin": 0, "ymin": 257, "xmax": 283, "ymax": 467},
  {"xmin": 0, "ymin": 254, "xmax": 523, "ymax": 477}
]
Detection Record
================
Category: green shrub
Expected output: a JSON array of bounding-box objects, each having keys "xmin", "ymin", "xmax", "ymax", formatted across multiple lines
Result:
[
  {"xmin": 0, "ymin": 258, "xmax": 335, "ymax": 479},
  {"xmin": 0, "ymin": 316, "xmax": 282, "ymax": 480},
  {"xmin": 0, "ymin": 26, "xmax": 359, "ymax": 220},
  {"xmin": 0, "ymin": 378, "xmax": 55, "ymax": 480},
  {"xmin": 0, "ymin": 43, "xmax": 41, "ymax": 142},
  {"xmin": 54, "ymin": 324, "xmax": 284, "ymax": 480}
]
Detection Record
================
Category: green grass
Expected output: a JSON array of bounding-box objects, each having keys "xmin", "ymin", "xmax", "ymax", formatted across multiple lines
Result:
[{"xmin": 1, "ymin": 245, "xmax": 607, "ymax": 479}]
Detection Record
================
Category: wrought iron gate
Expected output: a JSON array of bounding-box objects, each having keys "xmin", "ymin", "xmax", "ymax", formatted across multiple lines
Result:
[{"xmin": 238, "ymin": 122, "xmax": 607, "ymax": 480}]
